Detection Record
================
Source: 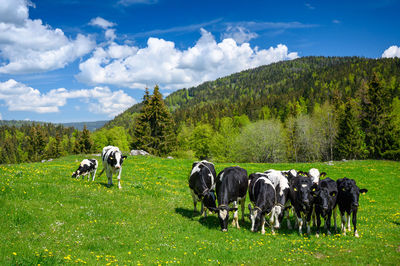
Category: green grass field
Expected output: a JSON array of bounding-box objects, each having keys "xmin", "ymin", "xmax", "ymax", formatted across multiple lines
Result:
[{"xmin": 1, "ymin": 156, "xmax": 399, "ymax": 265}]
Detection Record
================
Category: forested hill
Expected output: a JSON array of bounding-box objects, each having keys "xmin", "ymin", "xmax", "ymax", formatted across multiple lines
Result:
[{"xmin": 105, "ymin": 56, "xmax": 400, "ymax": 128}]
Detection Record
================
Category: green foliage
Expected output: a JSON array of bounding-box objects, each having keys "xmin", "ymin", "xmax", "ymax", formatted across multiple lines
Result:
[
  {"xmin": 92, "ymin": 127, "xmax": 131, "ymax": 152},
  {"xmin": 232, "ymin": 120, "xmax": 287, "ymax": 163},
  {"xmin": 190, "ymin": 123, "xmax": 214, "ymax": 160}
]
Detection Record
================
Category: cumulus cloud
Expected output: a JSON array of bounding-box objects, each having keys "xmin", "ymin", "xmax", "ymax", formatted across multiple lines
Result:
[
  {"xmin": 382, "ymin": 45, "xmax": 400, "ymax": 58},
  {"xmin": 0, "ymin": 79, "xmax": 136, "ymax": 117},
  {"xmin": 0, "ymin": 0, "xmax": 95, "ymax": 74},
  {"xmin": 89, "ymin": 17, "xmax": 116, "ymax": 29},
  {"xmin": 77, "ymin": 28, "xmax": 298, "ymax": 90}
]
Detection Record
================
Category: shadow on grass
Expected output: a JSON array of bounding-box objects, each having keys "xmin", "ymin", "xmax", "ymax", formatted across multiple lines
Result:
[
  {"xmin": 390, "ymin": 220, "xmax": 400, "ymax": 226},
  {"xmin": 175, "ymin": 207, "xmax": 220, "ymax": 229},
  {"xmin": 99, "ymin": 182, "xmax": 112, "ymax": 188}
]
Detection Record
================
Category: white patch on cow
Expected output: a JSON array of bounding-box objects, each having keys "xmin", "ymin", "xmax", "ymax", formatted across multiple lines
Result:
[
  {"xmin": 252, "ymin": 176, "xmax": 274, "ymax": 196},
  {"xmin": 273, "ymin": 205, "xmax": 281, "ymax": 229},
  {"xmin": 219, "ymin": 172, "xmax": 224, "ymax": 182},
  {"xmin": 80, "ymin": 159, "xmax": 91, "ymax": 167},
  {"xmin": 289, "ymin": 169, "xmax": 297, "ymax": 177},
  {"xmin": 190, "ymin": 163, "xmax": 202, "ymax": 176},
  {"xmin": 264, "ymin": 170, "xmax": 289, "ymax": 196},
  {"xmin": 309, "ymin": 168, "xmax": 320, "ymax": 184},
  {"xmin": 219, "ymin": 209, "xmax": 228, "ymax": 220},
  {"xmin": 301, "ymin": 184, "xmax": 307, "ymax": 188},
  {"xmin": 250, "ymin": 209, "xmax": 258, "ymax": 232}
]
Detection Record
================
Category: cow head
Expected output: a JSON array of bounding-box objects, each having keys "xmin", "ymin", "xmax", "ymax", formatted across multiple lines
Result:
[
  {"xmin": 107, "ymin": 152, "xmax": 127, "ymax": 169},
  {"xmin": 282, "ymin": 169, "xmax": 297, "ymax": 181},
  {"xmin": 71, "ymin": 170, "xmax": 79, "ymax": 178},
  {"xmin": 292, "ymin": 175, "xmax": 313, "ymax": 211},
  {"xmin": 337, "ymin": 177, "xmax": 368, "ymax": 209},
  {"xmin": 203, "ymin": 191, "xmax": 217, "ymax": 210},
  {"xmin": 209, "ymin": 205, "xmax": 238, "ymax": 231},
  {"xmin": 248, "ymin": 204, "xmax": 269, "ymax": 233},
  {"xmin": 311, "ymin": 184, "xmax": 333, "ymax": 217}
]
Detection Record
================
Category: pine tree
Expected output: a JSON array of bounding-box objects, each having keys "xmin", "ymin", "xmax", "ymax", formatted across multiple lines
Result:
[
  {"xmin": 80, "ymin": 125, "xmax": 93, "ymax": 153},
  {"xmin": 335, "ymin": 100, "xmax": 368, "ymax": 159},
  {"xmin": 132, "ymin": 88, "xmax": 152, "ymax": 152}
]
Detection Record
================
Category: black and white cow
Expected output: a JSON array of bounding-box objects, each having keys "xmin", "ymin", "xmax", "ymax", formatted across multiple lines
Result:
[
  {"xmin": 188, "ymin": 160, "xmax": 217, "ymax": 217},
  {"xmin": 312, "ymin": 177, "xmax": 338, "ymax": 237},
  {"xmin": 290, "ymin": 174, "xmax": 314, "ymax": 235},
  {"xmin": 209, "ymin": 166, "xmax": 248, "ymax": 232},
  {"xmin": 248, "ymin": 173, "xmax": 277, "ymax": 234},
  {"xmin": 98, "ymin": 146, "xmax": 127, "ymax": 189},
  {"xmin": 72, "ymin": 159, "xmax": 98, "ymax": 181},
  {"xmin": 264, "ymin": 169, "xmax": 293, "ymax": 230},
  {"xmin": 336, "ymin": 177, "xmax": 368, "ymax": 237}
]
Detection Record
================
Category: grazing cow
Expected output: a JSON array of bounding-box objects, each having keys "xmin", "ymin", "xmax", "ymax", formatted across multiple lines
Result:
[
  {"xmin": 188, "ymin": 160, "xmax": 217, "ymax": 216},
  {"xmin": 98, "ymin": 146, "xmax": 127, "ymax": 189},
  {"xmin": 248, "ymin": 173, "xmax": 277, "ymax": 234},
  {"xmin": 72, "ymin": 159, "xmax": 98, "ymax": 181},
  {"xmin": 290, "ymin": 174, "xmax": 314, "ymax": 235},
  {"xmin": 264, "ymin": 169, "xmax": 293, "ymax": 230},
  {"xmin": 312, "ymin": 177, "xmax": 338, "ymax": 237},
  {"xmin": 336, "ymin": 177, "xmax": 368, "ymax": 237},
  {"xmin": 209, "ymin": 167, "xmax": 248, "ymax": 232}
]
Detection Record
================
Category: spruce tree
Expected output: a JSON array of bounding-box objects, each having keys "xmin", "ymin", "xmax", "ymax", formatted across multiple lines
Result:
[
  {"xmin": 335, "ymin": 100, "xmax": 368, "ymax": 159},
  {"xmin": 132, "ymin": 86, "xmax": 176, "ymax": 155},
  {"xmin": 361, "ymin": 73, "xmax": 399, "ymax": 158}
]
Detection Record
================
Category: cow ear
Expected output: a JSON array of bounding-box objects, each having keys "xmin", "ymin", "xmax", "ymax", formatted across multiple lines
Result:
[
  {"xmin": 229, "ymin": 207, "xmax": 238, "ymax": 212},
  {"xmin": 122, "ymin": 155, "xmax": 127, "ymax": 159},
  {"xmin": 360, "ymin": 188, "xmax": 368, "ymax": 194},
  {"xmin": 330, "ymin": 191, "xmax": 337, "ymax": 197},
  {"xmin": 320, "ymin": 172, "xmax": 327, "ymax": 178},
  {"xmin": 284, "ymin": 205, "xmax": 292, "ymax": 211}
]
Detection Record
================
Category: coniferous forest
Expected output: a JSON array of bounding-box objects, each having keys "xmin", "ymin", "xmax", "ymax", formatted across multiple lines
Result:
[{"xmin": 1, "ymin": 56, "xmax": 400, "ymax": 164}]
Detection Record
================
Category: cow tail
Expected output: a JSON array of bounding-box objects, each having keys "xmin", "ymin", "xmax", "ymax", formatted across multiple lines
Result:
[{"xmin": 98, "ymin": 168, "xmax": 105, "ymax": 177}]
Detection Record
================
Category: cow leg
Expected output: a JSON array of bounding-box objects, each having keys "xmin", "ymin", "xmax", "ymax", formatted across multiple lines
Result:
[
  {"xmin": 326, "ymin": 210, "xmax": 332, "ymax": 235},
  {"xmin": 296, "ymin": 210, "xmax": 303, "ymax": 235},
  {"xmin": 117, "ymin": 168, "xmax": 122, "ymax": 189},
  {"xmin": 190, "ymin": 190, "xmax": 198, "ymax": 214},
  {"xmin": 341, "ymin": 211, "xmax": 346, "ymax": 235},
  {"xmin": 316, "ymin": 211, "xmax": 321, "ymax": 238},
  {"xmin": 347, "ymin": 212, "xmax": 351, "ymax": 232},
  {"xmin": 306, "ymin": 212, "xmax": 312, "ymax": 235},
  {"xmin": 92, "ymin": 169, "xmax": 97, "ymax": 181},
  {"xmin": 333, "ymin": 206, "xmax": 337, "ymax": 232},
  {"xmin": 107, "ymin": 170, "xmax": 113, "ymax": 187},
  {"xmin": 353, "ymin": 210, "xmax": 359, "ymax": 237},
  {"xmin": 201, "ymin": 201, "xmax": 206, "ymax": 217},
  {"xmin": 240, "ymin": 198, "xmax": 246, "ymax": 222},
  {"xmin": 261, "ymin": 215, "xmax": 266, "ymax": 235},
  {"xmin": 286, "ymin": 208, "xmax": 292, "ymax": 229},
  {"xmin": 232, "ymin": 202, "xmax": 240, "ymax": 229},
  {"xmin": 312, "ymin": 207, "xmax": 316, "ymax": 227}
]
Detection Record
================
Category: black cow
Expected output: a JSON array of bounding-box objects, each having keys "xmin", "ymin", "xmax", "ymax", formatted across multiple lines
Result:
[
  {"xmin": 209, "ymin": 166, "xmax": 248, "ymax": 231},
  {"xmin": 72, "ymin": 159, "xmax": 98, "ymax": 180},
  {"xmin": 336, "ymin": 177, "xmax": 368, "ymax": 237},
  {"xmin": 290, "ymin": 174, "xmax": 314, "ymax": 235},
  {"xmin": 188, "ymin": 160, "xmax": 217, "ymax": 216},
  {"xmin": 312, "ymin": 177, "xmax": 338, "ymax": 237},
  {"xmin": 248, "ymin": 173, "xmax": 277, "ymax": 234},
  {"xmin": 98, "ymin": 146, "xmax": 127, "ymax": 189}
]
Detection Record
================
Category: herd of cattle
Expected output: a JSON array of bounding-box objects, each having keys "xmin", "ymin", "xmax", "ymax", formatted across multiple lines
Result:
[
  {"xmin": 71, "ymin": 146, "xmax": 368, "ymax": 238},
  {"xmin": 188, "ymin": 160, "xmax": 368, "ymax": 238}
]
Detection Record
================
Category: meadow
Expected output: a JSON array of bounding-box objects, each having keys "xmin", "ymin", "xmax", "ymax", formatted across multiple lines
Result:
[{"xmin": 0, "ymin": 155, "xmax": 399, "ymax": 265}]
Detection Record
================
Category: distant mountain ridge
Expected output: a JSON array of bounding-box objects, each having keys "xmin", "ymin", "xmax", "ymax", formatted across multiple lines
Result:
[
  {"xmin": 104, "ymin": 56, "xmax": 400, "ymax": 128},
  {"xmin": 0, "ymin": 120, "xmax": 109, "ymax": 131}
]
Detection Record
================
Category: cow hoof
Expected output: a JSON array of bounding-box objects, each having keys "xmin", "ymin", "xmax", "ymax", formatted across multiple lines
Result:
[
  {"xmin": 261, "ymin": 230, "xmax": 266, "ymax": 235},
  {"xmin": 327, "ymin": 231, "xmax": 331, "ymax": 236},
  {"xmin": 355, "ymin": 231, "xmax": 359, "ymax": 238},
  {"xmin": 222, "ymin": 229, "xmax": 227, "ymax": 232},
  {"xmin": 316, "ymin": 233, "xmax": 319, "ymax": 238}
]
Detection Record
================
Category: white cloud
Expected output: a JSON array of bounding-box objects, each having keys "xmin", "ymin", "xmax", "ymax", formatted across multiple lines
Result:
[
  {"xmin": 332, "ymin": 19, "xmax": 341, "ymax": 24},
  {"xmin": 89, "ymin": 17, "xmax": 116, "ymax": 29},
  {"xmin": 77, "ymin": 28, "xmax": 298, "ymax": 90},
  {"xmin": 305, "ymin": 3, "xmax": 315, "ymax": 10},
  {"xmin": 382, "ymin": 45, "xmax": 400, "ymax": 58},
  {"xmin": 222, "ymin": 26, "xmax": 258, "ymax": 44},
  {"xmin": 0, "ymin": 0, "xmax": 95, "ymax": 74},
  {"xmin": 0, "ymin": 79, "xmax": 136, "ymax": 117}
]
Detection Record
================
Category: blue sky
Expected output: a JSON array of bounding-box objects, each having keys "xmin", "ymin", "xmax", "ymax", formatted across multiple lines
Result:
[{"xmin": 0, "ymin": 0, "xmax": 399, "ymax": 123}]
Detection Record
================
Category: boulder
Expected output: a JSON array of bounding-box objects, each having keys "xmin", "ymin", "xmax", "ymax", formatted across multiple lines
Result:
[{"xmin": 130, "ymin": 149, "xmax": 150, "ymax": 156}]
